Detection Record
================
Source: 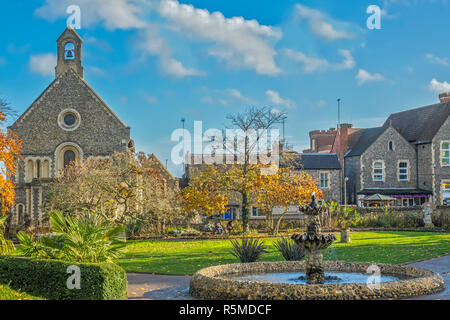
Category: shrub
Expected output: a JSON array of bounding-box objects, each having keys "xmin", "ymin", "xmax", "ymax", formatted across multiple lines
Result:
[
  {"xmin": 274, "ymin": 237, "xmax": 305, "ymax": 261},
  {"xmin": 18, "ymin": 211, "xmax": 126, "ymax": 263},
  {"xmin": 329, "ymin": 202, "xmax": 360, "ymax": 230},
  {"xmin": 0, "ymin": 256, "xmax": 127, "ymax": 300},
  {"xmin": 0, "ymin": 216, "xmax": 14, "ymax": 255},
  {"xmin": 230, "ymin": 238, "xmax": 266, "ymax": 263}
]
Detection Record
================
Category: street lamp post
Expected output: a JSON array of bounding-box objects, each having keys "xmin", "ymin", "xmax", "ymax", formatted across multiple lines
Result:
[{"xmin": 344, "ymin": 177, "xmax": 349, "ymax": 209}]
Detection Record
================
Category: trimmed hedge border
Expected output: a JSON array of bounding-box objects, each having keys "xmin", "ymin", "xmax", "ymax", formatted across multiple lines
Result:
[
  {"xmin": 0, "ymin": 256, "xmax": 128, "ymax": 300},
  {"xmin": 189, "ymin": 261, "xmax": 445, "ymax": 300}
]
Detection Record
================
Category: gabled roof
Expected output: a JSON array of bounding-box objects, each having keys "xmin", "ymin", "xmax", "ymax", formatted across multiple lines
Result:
[
  {"xmin": 383, "ymin": 101, "xmax": 450, "ymax": 143},
  {"xmin": 292, "ymin": 153, "xmax": 341, "ymax": 170},
  {"xmin": 10, "ymin": 68, "xmax": 129, "ymax": 129},
  {"xmin": 57, "ymin": 26, "xmax": 83, "ymax": 43},
  {"xmin": 345, "ymin": 127, "xmax": 387, "ymax": 157}
]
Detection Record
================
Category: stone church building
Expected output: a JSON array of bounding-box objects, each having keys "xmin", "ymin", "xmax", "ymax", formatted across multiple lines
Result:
[{"xmin": 7, "ymin": 27, "xmax": 134, "ymax": 230}]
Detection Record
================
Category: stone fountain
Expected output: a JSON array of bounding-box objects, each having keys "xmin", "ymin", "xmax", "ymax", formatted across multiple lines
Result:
[
  {"xmin": 291, "ymin": 193, "xmax": 336, "ymax": 284},
  {"xmin": 189, "ymin": 194, "xmax": 445, "ymax": 300}
]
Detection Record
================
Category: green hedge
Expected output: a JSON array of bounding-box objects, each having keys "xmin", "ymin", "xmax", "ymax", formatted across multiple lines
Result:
[{"xmin": 0, "ymin": 256, "xmax": 128, "ymax": 300}]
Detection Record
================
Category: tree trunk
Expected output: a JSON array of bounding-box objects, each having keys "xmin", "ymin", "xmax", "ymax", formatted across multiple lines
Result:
[
  {"xmin": 340, "ymin": 229, "xmax": 351, "ymax": 243},
  {"xmin": 274, "ymin": 211, "xmax": 287, "ymax": 236},
  {"xmin": 241, "ymin": 191, "xmax": 250, "ymax": 233}
]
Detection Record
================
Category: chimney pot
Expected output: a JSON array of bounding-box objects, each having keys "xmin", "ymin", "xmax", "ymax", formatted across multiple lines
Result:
[{"xmin": 439, "ymin": 92, "xmax": 450, "ymax": 103}]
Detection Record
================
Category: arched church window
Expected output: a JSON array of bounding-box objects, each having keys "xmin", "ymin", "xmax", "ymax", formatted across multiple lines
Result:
[
  {"xmin": 43, "ymin": 160, "xmax": 50, "ymax": 178},
  {"xmin": 27, "ymin": 159, "xmax": 33, "ymax": 181},
  {"xmin": 64, "ymin": 150, "xmax": 76, "ymax": 168},
  {"xmin": 17, "ymin": 204, "xmax": 24, "ymax": 225},
  {"xmin": 65, "ymin": 42, "xmax": 75, "ymax": 60},
  {"xmin": 36, "ymin": 160, "xmax": 41, "ymax": 178}
]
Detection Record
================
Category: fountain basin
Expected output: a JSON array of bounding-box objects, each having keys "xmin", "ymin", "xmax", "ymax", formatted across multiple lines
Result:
[{"xmin": 189, "ymin": 261, "xmax": 444, "ymax": 300}]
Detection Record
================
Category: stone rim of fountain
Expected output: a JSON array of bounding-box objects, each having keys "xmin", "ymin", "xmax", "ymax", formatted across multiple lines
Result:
[{"xmin": 189, "ymin": 261, "xmax": 445, "ymax": 300}]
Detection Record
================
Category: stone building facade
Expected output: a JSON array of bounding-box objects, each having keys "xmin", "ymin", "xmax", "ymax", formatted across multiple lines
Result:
[
  {"xmin": 8, "ymin": 28, "xmax": 133, "ymax": 230},
  {"xmin": 340, "ymin": 97, "xmax": 450, "ymax": 207}
]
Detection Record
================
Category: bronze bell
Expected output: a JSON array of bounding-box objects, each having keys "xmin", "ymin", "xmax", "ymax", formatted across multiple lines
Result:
[{"xmin": 66, "ymin": 49, "xmax": 74, "ymax": 58}]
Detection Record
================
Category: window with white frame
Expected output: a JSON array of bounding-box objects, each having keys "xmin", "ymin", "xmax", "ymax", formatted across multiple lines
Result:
[
  {"xmin": 373, "ymin": 161, "xmax": 383, "ymax": 181},
  {"xmin": 388, "ymin": 141, "xmax": 393, "ymax": 151},
  {"xmin": 251, "ymin": 207, "xmax": 259, "ymax": 217},
  {"xmin": 443, "ymin": 182, "xmax": 450, "ymax": 206},
  {"xmin": 320, "ymin": 172, "xmax": 329, "ymax": 189},
  {"xmin": 398, "ymin": 162, "xmax": 409, "ymax": 181},
  {"xmin": 442, "ymin": 142, "xmax": 450, "ymax": 166}
]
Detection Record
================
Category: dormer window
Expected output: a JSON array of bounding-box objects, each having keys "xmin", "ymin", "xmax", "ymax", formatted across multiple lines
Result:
[
  {"xmin": 65, "ymin": 42, "xmax": 75, "ymax": 60},
  {"xmin": 388, "ymin": 141, "xmax": 393, "ymax": 151}
]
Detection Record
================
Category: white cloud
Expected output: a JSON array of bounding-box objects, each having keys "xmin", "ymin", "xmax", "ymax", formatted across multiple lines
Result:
[
  {"xmin": 294, "ymin": 4, "xmax": 355, "ymax": 41},
  {"xmin": 35, "ymin": 0, "xmax": 146, "ymax": 30},
  {"xmin": 201, "ymin": 96, "xmax": 229, "ymax": 107},
  {"xmin": 137, "ymin": 26, "xmax": 204, "ymax": 78},
  {"xmin": 201, "ymin": 88, "xmax": 254, "ymax": 107},
  {"xmin": 266, "ymin": 90, "xmax": 296, "ymax": 109},
  {"xmin": 227, "ymin": 89, "xmax": 254, "ymax": 104},
  {"xmin": 428, "ymin": 78, "xmax": 450, "ymax": 93},
  {"xmin": 355, "ymin": 69, "xmax": 385, "ymax": 85},
  {"xmin": 29, "ymin": 53, "xmax": 57, "ymax": 76},
  {"xmin": 425, "ymin": 53, "xmax": 449, "ymax": 67},
  {"xmin": 157, "ymin": 0, "xmax": 281, "ymax": 75},
  {"xmin": 144, "ymin": 95, "xmax": 158, "ymax": 104},
  {"xmin": 87, "ymin": 65, "xmax": 109, "ymax": 77},
  {"xmin": 84, "ymin": 36, "xmax": 113, "ymax": 52},
  {"xmin": 284, "ymin": 49, "xmax": 355, "ymax": 73}
]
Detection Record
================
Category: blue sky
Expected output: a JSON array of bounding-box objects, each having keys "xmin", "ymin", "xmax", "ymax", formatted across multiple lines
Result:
[{"xmin": 0, "ymin": 0, "xmax": 449, "ymax": 177}]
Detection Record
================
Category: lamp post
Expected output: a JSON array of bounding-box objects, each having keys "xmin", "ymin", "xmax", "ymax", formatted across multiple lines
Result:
[{"xmin": 344, "ymin": 177, "xmax": 349, "ymax": 209}]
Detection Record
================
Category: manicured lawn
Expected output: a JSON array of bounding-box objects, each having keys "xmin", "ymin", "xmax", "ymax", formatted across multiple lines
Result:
[
  {"xmin": 116, "ymin": 231, "xmax": 450, "ymax": 275},
  {"xmin": 0, "ymin": 284, "xmax": 44, "ymax": 300}
]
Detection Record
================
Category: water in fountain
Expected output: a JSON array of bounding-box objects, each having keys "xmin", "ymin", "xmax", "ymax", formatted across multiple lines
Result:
[{"xmin": 225, "ymin": 272, "xmax": 401, "ymax": 285}]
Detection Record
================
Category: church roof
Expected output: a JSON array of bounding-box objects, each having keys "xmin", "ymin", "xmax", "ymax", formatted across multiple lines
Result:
[
  {"xmin": 10, "ymin": 68, "xmax": 129, "ymax": 130},
  {"xmin": 57, "ymin": 26, "xmax": 83, "ymax": 43}
]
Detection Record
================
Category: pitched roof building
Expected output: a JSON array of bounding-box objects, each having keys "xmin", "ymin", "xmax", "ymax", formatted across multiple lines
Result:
[{"xmin": 8, "ymin": 27, "xmax": 134, "ymax": 230}]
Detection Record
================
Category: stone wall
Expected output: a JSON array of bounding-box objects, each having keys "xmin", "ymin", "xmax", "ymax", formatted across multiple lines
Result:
[
  {"xmin": 344, "ymin": 156, "xmax": 360, "ymax": 204},
  {"xmin": 361, "ymin": 126, "xmax": 417, "ymax": 190},
  {"xmin": 432, "ymin": 115, "xmax": 450, "ymax": 205},
  {"xmin": 189, "ymin": 261, "xmax": 444, "ymax": 300}
]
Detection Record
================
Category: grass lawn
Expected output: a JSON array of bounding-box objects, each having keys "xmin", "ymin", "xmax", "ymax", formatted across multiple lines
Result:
[
  {"xmin": 116, "ymin": 231, "xmax": 450, "ymax": 275},
  {"xmin": 0, "ymin": 284, "xmax": 44, "ymax": 300}
]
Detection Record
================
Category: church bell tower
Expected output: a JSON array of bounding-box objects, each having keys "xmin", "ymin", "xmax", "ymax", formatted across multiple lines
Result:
[{"xmin": 55, "ymin": 26, "xmax": 84, "ymax": 79}]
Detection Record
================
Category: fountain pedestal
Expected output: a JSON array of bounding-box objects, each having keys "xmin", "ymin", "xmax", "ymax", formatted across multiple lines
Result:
[{"xmin": 292, "ymin": 196, "xmax": 336, "ymax": 284}]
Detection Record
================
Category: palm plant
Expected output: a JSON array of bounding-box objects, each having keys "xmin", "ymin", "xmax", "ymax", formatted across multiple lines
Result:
[
  {"xmin": 274, "ymin": 237, "xmax": 305, "ymax": 261},
  {"xmin": 230, "ymin": 238, "xmax": 266, "ymax": 263},
  {"xmin": 0, "ymin": 215, "xmax": 14, "ymax": 255},
  {"xmin": 18, "ymin": 211, "xmax": 126, "ymax": 263}
]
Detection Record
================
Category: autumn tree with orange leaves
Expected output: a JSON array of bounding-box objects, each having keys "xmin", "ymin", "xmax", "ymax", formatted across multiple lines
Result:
[
  {"xmin": 182, "ymin": 163, "xmax": 323, "ymax": 234},
  {"xmin": 0, "ymin": 98, "xmax": 22, "ymax": 214},
  {"xmin": 255, "ymin": 168, "xmax": 323, "ymax": 235}
]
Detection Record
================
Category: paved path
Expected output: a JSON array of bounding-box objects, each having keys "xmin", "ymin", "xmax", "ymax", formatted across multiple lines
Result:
[
  {"xmin": 127, "ymin": 255, "xmax": 450, "ymax": 300},
  {"xmin": 405, "ymin": 255, "xmax": 450, "ymax": 300},
  {"xmin": 127, "ymin": 273, "xmax": 192, "ymax": 300}
]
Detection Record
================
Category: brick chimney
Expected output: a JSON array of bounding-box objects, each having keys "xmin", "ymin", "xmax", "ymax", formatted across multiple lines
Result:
[{"xmin": 439, "ymin": 92, "xmax": 450, "ymax": 103}]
